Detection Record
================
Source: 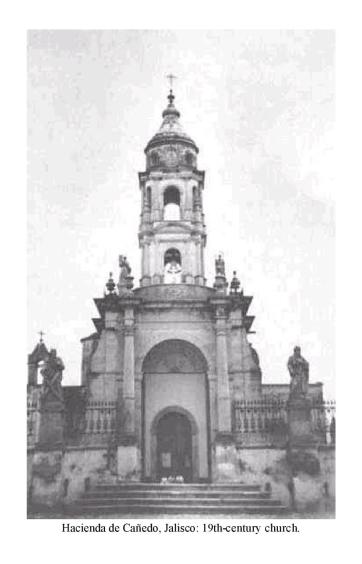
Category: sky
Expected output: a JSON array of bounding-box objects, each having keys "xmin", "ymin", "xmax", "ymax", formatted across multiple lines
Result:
[{"xmin": 27, "ymin": 30, "xmax": 335, "ymax": 396}]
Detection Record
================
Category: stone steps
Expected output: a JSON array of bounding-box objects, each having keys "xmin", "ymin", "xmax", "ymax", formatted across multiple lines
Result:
[
  {"xmin": 84, "ymin": 492, "xmax": 272, "ymax": 500},
  {"xmin": 83, "ymin": 498, "xmax": 281, "ymax": 507},
  {"xmin": 92, "ymin": 483, "xmax": 263, "ymax": 492},
  {"xmin": 80, "ymin": 482, "xmax": 287, "ymax": 515}
]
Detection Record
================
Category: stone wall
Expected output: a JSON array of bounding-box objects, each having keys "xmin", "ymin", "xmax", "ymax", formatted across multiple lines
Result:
[
  {"xmin": 28, "ymin": 444, "xmax": 335, "ymax": 516},
  {"xmin": 235, "ymin": 446, "xmax": 335, "ymax": 515},
  {"xmin": 28, "ymin": 447, "xmax": 111, "ymax": 512}
]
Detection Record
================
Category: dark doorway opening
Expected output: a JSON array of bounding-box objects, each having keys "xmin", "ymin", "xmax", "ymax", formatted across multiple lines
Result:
[{"xmin": 156, "ymin": 412, "xmax": 192, "ymax": 482}]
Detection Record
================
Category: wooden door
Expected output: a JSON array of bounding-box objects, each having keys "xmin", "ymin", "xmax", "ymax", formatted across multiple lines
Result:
[{"xmin": 156, "ymin": 412, "xmax": 192, "ymax": 482}]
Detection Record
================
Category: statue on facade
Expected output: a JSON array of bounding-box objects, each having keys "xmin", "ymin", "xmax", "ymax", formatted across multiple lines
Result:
[
  {"xmin": 118, "ymin": 255, "xmax": 132, "ymax": 293},
  {"xmin": 40, "ymin": 348, "xmax": 65, "ymax": 403},
  {"xmin": 287, "ymin": 346, "xmax": 309, "ymax": 399},
  {"xmin": 164, "ymin": 258, "xmax": 182, "ymax": 284},
  {"xmin": 215, "ymin": 254, "xmax": 225, "ymax": 276},
  {"xmin": 119, "ymin": 255, "xmax": 131, "ymax": 280}
]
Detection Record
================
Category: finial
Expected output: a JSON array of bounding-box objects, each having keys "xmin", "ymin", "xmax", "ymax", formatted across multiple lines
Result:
[
  {"xmin": 168, "ymin": 90, "xmax": 175, "ymax": 105},
  {"xmin": 38, "ymin": 330, "xmax": 45, "ymax": 343},
  {"xmin": 230, "ymin": 271, "xmax": 241, "ymax": 294},
  {"xmin": 106, "ymin": 272, "xmax": 116, "ymax": 294},
  {"xmin": 215, "ymin": 253, "xmax": 225, "ymax": 277}
]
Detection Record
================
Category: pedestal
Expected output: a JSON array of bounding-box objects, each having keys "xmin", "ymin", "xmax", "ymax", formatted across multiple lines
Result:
[
  {"xmin": 30, "ymin": 449, "xmax": 63, "ymax": 510},
  {"xmin": 117, "ymin": 442, "xmax": 140, "ymax": 481},
  {"xmin": 37, "ymin": 401, "xmax": 64, "ymax": 448},
  {"xmin": 184, "ymin": 273, "xmax": 194, "ymax": 284},
  {"xmin": 194, "ymin": 275, "xmax": 204, "ymax": 286},
  {"xmin": 287, "ymin": 397, "xmax": 315, "ymax": 448},
  {"xmin": 140, "ymin": 275, "xmax": 152, "ymax": 287}
]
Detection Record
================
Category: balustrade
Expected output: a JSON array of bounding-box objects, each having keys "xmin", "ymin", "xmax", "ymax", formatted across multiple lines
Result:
[
  {"xmin": 82, "ymin": 401, "xmax": 117, "ymax": 436},
  {"xmin": 233, "ymin": 399, "xmax": 336, "ymax": 446}
]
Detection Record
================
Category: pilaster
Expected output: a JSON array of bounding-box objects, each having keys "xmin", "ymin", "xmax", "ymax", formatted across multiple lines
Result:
[
  {"xmin": 121, "ymin": 305, "xmax": 136, "ymax": 442},
  {"xmin": 213, "ymin": 302, "xmax": 232, "ymax": 436}
]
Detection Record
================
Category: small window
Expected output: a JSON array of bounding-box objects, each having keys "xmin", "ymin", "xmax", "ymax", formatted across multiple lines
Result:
[
  {"xmin": 150, "ymin": 151, "xmax": 159, "ymax": 166},
  {"xmin": 185, "ymin": 151, "xmax": 194, "ymax": 166},
  {"xmin": 192, "ymin": 185, "xmax": 201, "ymax": 211},
  {"xmin": 146, "ymin": 186, "xmax": 152, "ymax": 208}
]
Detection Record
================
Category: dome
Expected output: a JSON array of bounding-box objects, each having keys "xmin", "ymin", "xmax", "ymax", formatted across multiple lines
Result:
[{"xmin": 145, "ymin": 90, "xmax": 199, "ymax": 154}]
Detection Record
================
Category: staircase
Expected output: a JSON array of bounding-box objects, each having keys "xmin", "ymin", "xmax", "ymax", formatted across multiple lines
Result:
[{"xmin": 80, "ymin": 482, "xmax": 287, "ymax": 516}]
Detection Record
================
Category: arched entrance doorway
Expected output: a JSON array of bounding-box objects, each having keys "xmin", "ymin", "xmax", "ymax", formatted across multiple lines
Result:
[
  {"xmin": 142, "ymin": 339, "xmax": 210, "ymax": 482},
  {"xmin": 156, "ymin": 411, "xmax": 192, "ymax": 482}
]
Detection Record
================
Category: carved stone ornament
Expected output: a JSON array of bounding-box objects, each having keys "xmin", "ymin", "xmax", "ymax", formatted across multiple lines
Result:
[{"xmin": 215, "ymin": 254, "xmax": 225, "ymax": 276}]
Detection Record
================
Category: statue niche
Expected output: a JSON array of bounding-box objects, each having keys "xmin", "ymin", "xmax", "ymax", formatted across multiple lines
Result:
[{"xmin": 164, "ymin": 248, "xmax": 182, "ymax": 284}]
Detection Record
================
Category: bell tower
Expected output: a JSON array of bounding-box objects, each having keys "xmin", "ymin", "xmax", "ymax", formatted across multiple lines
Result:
[{"xmin": 138, "ymin": 87, "xmax": 207, "ymax": 286}]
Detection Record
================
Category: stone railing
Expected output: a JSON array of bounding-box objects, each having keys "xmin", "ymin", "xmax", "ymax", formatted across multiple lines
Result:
[
  {"xmin": 233, "ymin": 399, "xmax": 336, "ymax": 447},
  {"xmin": 233, "ymin": 400, "xmax": 288, "ymax": 446},
  {"xmin": 28, "ymin": 393, "xmax": 118, "ymax": 445},
  {"xmin": 82, "ymin": 401, "xmax": 117, "ymax": 436},
  {"xmin": 310, "ymin": 399, "xmax": 336, "ymax": 445}
]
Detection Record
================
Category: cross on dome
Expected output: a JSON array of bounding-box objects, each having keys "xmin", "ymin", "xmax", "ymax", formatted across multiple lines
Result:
[
  {"xmin": 166, "ymin": 73, "xmax": 177, "ymax": 89},
  {"xmin": 166, "ymin": 74, "xmax": 177, "ymax": 105}
]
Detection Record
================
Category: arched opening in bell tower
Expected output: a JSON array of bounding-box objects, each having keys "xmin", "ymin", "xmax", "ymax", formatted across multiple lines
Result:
[
  {"xmin": 163, "ymin": 186, "xmax": 181, "ymax": 220},
  {"xmin": 164, "ymin": 248, "xmax": 182, "ymax": 283},
  {"xmin": 164, "ymin": 248, "xmax": 181, "ymax": 266}
]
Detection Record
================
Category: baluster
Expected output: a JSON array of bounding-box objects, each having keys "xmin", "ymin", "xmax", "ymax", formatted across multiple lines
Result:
[
  {"xmin": 96, "ymin": 408, "xmax": 102, "ymax": 433},
  {"xmin": 89, "ymin": 408, "xmax": 94, "ymax": 433}
]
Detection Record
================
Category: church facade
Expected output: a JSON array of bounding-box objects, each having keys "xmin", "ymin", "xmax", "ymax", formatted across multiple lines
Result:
[{"xmin": 27, "ymin": 89, "xmax": 335, "ymax": 516}]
